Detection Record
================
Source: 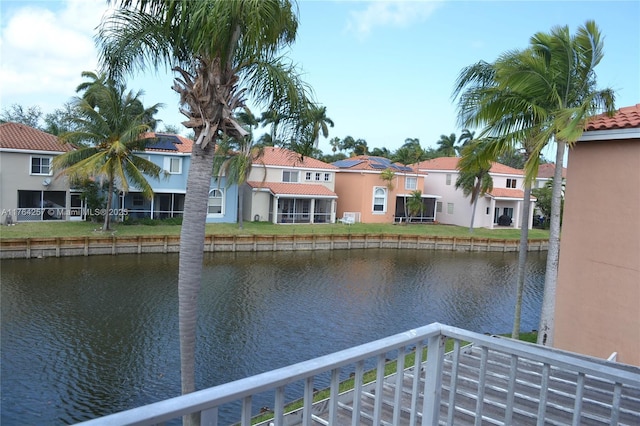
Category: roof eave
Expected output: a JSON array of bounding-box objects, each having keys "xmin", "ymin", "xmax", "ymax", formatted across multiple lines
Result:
[{"xmin": 578, "ymin": 128, "xmax": 640, "ymax": 142}]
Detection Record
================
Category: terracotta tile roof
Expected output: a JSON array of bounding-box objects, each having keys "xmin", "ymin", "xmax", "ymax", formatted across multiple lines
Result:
[
  {"xmin": 488, "ymin": 188, "xmax": 535, "ymax": 200},
  {"xmin": 333, "ymin": 155, "xmax": 420, "ymax": 174},
  {"xmin": 488, "ymin": 162, "xmax": 524, "ymax": 175},
  {"xmin": 413, "ymin": 156, "xmax": 460, "ymax": 171},
  {"xmin": 537, "ymin": 163, "xmax": 567, "ymax": 179},
  {"xmin": 0, "ymin": 122, "xmax": 74, "ymax": 152},
  {"xmin": 259, "ymin": 146, "xmax": 337, "ymax": 169},
  {"xmin": 141, "ymin": 132, "xmax": 194, "ymax": 153},
  {"xmin": 585, "ymin": 104, "xmax": 640, "ymax": 131},
  {"xmin": 414, "ymin": 157, "xmax": 523, "ymax": 175},
  {"xmin": 247, "ymin": 181, "xmax": 337, "ymax": 197}
]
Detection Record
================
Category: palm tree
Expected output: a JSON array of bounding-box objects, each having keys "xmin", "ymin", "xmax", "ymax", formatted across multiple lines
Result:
[
  {"xmin": 453, "ymin": 21, "xmax": 615, "ymax": 344},
  {"xmin": 303, "ymin": 103, "xmax": 333, "ymax": 147},
  {"xmin": 329, "ymin": 136, "xmax": 341, "ymax": 153},
  {"xmin": 97, "ymin": 1, "xmax": 311, "ymax": 405},
  {"xmin": 214, "ymin": 135, "xmax": 264, "ymax": 230},
  {"xmin": 214, "ymin": 110, "xmax": 264, "ymax": 230},
  {"xmin": 52, "ymin": 77, "xmax": 163, "ymax": 231},
  {"xmin": 458, "ymin": 129, "xmax": 475, "ymax": 150},
  {"xmin": 380, "ymin": 167, "xmax": 395, "ymax": 191},
  {"xmin": 407, "ymin": 190, "xmax": 424, "ymax": 221},
  {"xmin": 436, "ymin": 133, "xmax": 458, "ymax": 156},
  {"xmin": 455, "ymin": 140, "xmax": 493, "ymax": 232},
  {"xmin": 453, "ymin": 58, "xmax": 539, "ymax": 339}
]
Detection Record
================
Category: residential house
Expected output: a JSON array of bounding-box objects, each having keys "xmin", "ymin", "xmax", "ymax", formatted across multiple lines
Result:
[
  {"xmin": 0, "ymin": 126, "xmax": 238, "ymax": 224},
  {"xmin": 120, "ymin": 132, "xmax": 238, "ymax": 223},
  {"xmin": 554, "ymin": 103, "xmax": 640, "ymax": 366},
  {"xmin": 535, "ymin": 163, "xmax": 567, "ymax": 189},
  {"xmin": 244, "ymin": 146, "xmax": 337, "ymax": 224},
  {"xmin": 332, "ymin": 156, "xmax": 433, "ymax": 224},
  {"xmin": 0, "ymin": 122, "xmax": 75, "ymax": 223},
  {"xmin": 413, "ymin": 157, "xmax": 536, "ymax": 229}
]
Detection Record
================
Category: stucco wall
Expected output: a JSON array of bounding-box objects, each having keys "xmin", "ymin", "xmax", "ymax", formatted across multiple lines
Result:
[
  {"xmin": 554, "ymin": 137, "xmax": 640, "ymax": 366},
  {"xmin": 1, "ymin": 150, "xmax": 70, "ymax": 220},
  {"xmin": 334, "ymin": 171, "xmax": 424, "ymax": 223}
]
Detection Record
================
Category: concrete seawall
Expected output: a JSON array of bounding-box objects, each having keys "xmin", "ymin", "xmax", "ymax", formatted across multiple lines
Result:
[{"xmin": 0, "ymin": 234, "xmax": 548, "ymax": 259}]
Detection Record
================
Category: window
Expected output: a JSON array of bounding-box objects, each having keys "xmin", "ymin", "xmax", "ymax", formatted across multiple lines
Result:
[
  {"xmin": 506, "ymin": 178, "xmax": 517, "ymax": 188},
  {"xmin": 282, "ymin": 170, "xmax": 298, "ymax": 182},
  {"xmin": 315, "ymin": 172, "xmax": 321, "ymax": 181},
  {"xmin": 405, "ymin": 176, "xmax": 417, "ymax": 190},
  {"xmin": 447, "ymin": 203, "xmax": 454, "ymax": 214},
  {"xmin": 31, "ymin": 156, "xmax": 52, "ymax": 175},
  {"xmin": 436, "ymin": 201, "xmax": 443, "ymax": 213},
  {"xmin": 373, "ymin": 187, "xmax": 387, "ymax": 212},
  {"xmin": 305, "ymin": 172, "xmax": 312, "ymax": 181},
  {"xmin": 324, "ymin": 173, "xmax": 331, "ymax": 182},
  {"xmin": 164, "ymin": 157, "xmax": 182, "ymax": 174},
  {"xmin": 446, "ymin": 173, "xmax": 452, "ymax": 185},
  {"xmin": 207, "ymin": 189, "xmax": 224, "ymax": 215},
  {"xmin": 133, "ymin": 194, "xmax": 144, "ymax": 206}
]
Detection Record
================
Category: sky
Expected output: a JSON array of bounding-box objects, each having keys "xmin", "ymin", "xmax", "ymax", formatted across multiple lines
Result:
[{"xmin": 1, "ymin": 0, "xmax": 639, "ymax": 156}]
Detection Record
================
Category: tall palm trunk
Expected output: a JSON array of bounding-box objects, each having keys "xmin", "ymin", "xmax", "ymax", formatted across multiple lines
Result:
[
  {"xmin": 468, "ymin": 179, "xmax": 481, "ymax": 232},
  {"xmin": 238, "ymin": 184, "xmax": 245, "ymax": 229},
  {"xmin": 512, "ymin": 182, "xmax": 532, "ymax": 339},
  {"xmin": 103, "ymin": 180, "xmax": 114, "ymax": 231},
  {"xmin": 178, "ymin": 142, "xmax": 217, "ymax": 400},
  {"xmin": 537, "ymin": 140, "xmax": 565, "ymax": 346}
]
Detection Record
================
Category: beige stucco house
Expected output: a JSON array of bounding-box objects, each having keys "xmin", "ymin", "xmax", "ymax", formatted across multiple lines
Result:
[
  {"xmin": 413, "ymin": 157, "xmax": 536, "ymax": 230},
  {"xmin": 0, "ymin": 122, "xmax": 76, "ymax": 223},
  {"xmin": 244, "ymin": 147, "xmax": 338, "ymax": 224},
  {"xmin": 554, "ymin": 103, "xmax": 640, "ymax": 366}
]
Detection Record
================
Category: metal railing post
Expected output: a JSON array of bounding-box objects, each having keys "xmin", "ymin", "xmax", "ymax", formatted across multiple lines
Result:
[{"xmin": 422, "ymin": 333, "xmax": 445, "ymax": 426}]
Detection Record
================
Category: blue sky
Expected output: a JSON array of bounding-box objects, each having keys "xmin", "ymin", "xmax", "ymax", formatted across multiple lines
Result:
[{"xmin": 1, "ymin": 0, "xmax": 638, "ymax": 156}]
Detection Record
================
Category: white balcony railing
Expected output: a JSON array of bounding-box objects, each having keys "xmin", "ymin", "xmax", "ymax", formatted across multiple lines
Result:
[{"xmin": 76, "ymin": 323, "xmax": 640, "ymax": 426}]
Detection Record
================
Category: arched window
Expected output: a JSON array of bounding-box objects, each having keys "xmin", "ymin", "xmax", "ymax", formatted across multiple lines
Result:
[
  {"xmin": 208, "ymin": 189, "xmax": 224, "ymax": 215},
  {"xmin": 373, "ymin": 187, "xmax": 387, "ymax": 212}
]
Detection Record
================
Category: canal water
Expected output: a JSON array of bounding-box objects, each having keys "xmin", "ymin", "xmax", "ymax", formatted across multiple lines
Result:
[{"xmin": 1, "ymin": 249, "xmax": 546, "ymax": 424}]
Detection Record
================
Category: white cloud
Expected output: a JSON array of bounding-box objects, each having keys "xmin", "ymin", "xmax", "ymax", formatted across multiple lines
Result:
[
  {"xmin": 347, "ymin": 0, "xmax": 443, "ymax": 38},
  {"xmin": 0, "ymin": 0, "xmax": 110, "ymax": 100}
]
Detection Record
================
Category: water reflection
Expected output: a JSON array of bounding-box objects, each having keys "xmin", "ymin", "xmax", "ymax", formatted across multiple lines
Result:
[{"xmin": 1, "ymin": 249, "xmax": 545, "ymax": 424}]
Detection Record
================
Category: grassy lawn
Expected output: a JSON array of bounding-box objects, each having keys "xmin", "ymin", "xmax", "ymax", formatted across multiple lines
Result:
[{"xmin": 0, "ymin": 220, "xmax": 550, "ymax": 240}]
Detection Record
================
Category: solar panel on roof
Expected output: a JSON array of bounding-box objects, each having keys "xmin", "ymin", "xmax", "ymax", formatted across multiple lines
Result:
[
  {"xmin": 370, "ymin": 163, "xmax": 387, "ymax": 169},
  {"xmin": 370, "ymin": 157, "xmax": 392, "ymax": 166},
  {"xmin": 145, "ymin": 134, "xmax": 182, "ymax": 151},
  {"xmin": 333, "ymin": 159, "xmax": 364, "ymax": 168}
]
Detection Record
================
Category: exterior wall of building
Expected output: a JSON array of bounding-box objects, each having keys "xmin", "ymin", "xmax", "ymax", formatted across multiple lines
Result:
[
  {"xmin": 422, "ymin": 169, "xmax": 532, "ymax": 229},
  {"xmin": 206, "ymin": 177, "xmax": 238, "ymax": 224},
  {"xmin": 334, "ymin": 171, "xmax": 424, "ymax": 224},
  {"xmin": 423, "ymin": 170, "xmax": 472, "ymax": 226},
  {"xmin": 247, "ymin": 189, "xmax": 272, "ymax": 222},
  {"xmin": 554, "ymin": 137, "xmax": 640, "ymax": 366},
  {"xmin": 248, "ymin": 165, "xmax": 336, "ymax": 192},
  {"xmin": 0, "ymin": 150, "xmax": 71, "ymax": 222}
]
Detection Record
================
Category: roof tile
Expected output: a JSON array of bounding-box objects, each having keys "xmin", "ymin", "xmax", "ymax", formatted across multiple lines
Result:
[
  {"xmin": 247, "ymin": 181, "xmax": 337, "ymax": 197},
  {"xmin": 259, "ymin": 147, "xmax": 337, "ymax": 169},
  {"xmin": 414, "ymin": 157, "xmax": 523, "ymax": 175},
  {"xmin": 585, "ymin": 104, "xmax": 640, "ymax": 131},
  {"xmin": 0, "ymin": 122, "xmax": 74, "ymax": 152},
  {"xmin": 488, "ymin": 188, "xmax": 535, "ymax": 200}
]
